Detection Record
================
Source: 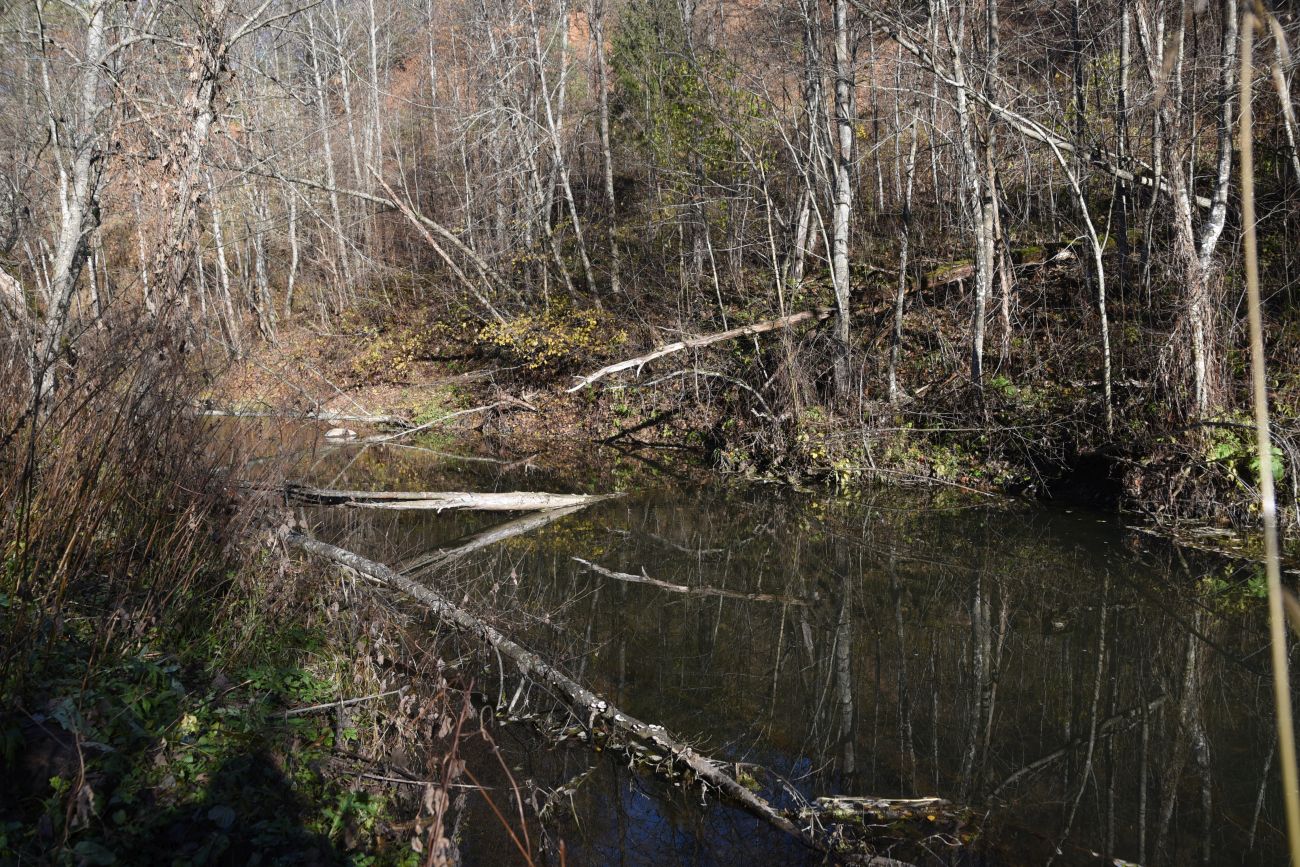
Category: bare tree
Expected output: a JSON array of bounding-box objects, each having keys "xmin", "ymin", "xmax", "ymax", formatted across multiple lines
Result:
[
  {"xmin": 590, "ymin": 0, "xmax": 621, "ymax": 296},
  {"xmin": 831, "ymin": 0, "xmax": 855, "ymax": 396}
]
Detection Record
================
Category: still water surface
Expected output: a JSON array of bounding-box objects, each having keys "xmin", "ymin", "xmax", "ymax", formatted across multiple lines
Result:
[{"xmin": 283, "ymin": 431, "xmax": 1289, "ymax": 866}]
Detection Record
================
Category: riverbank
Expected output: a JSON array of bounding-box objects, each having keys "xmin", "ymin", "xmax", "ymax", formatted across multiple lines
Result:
[
  {"xmin": 0, "ymin": 335, "xmax": 504, "ymax": 867},
  {"xmin": 209, "ymin": 278, "xmax": 1300, "ymax": 559}
]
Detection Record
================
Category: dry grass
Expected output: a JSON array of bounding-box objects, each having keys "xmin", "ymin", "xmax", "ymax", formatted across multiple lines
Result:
[{"xmin": 0, "ymin": 314, "xmax": 277, "ymax": 691}]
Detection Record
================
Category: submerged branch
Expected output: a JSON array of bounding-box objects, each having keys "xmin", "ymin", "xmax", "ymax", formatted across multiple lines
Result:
[
  {"xmin": 400, "ymin": 504, "xmax": 598, "ymax": 576},
  {"xmin": 991, "ymin": 695, "xmax": 1167, "ymax": 798},
  {"xmin": 573, "ymin": 557, "xmax": 810, "ymax": 606}
]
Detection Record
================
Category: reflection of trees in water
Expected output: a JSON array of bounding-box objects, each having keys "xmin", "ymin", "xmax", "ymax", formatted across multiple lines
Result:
[{"xmin": 308, "ymin": 472, "xmax": 1286, "ymax": 864}]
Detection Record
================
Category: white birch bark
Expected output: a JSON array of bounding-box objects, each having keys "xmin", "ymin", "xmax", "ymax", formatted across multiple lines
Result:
[{"xmin": 831, "ymin": 0, "xmax": 855, "ymax": 395}]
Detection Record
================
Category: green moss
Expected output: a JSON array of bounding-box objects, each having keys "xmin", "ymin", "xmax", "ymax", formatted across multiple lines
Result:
[
  {"xmin": 407, "ymin": 385, "xmax": 465, "ymax": 428},
  {"xmin": 925, "ymin": 259, "xmax": 973, "ymax": 283}
]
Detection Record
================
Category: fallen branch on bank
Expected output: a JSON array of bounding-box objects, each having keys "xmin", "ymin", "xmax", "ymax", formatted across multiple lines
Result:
[
  {"xmin": 573, "ymin": 558, "xmax": 809, "ymax": 607},
  {"xmin": 284, "ymin": 687, "xmax": 408, "ymax": 718},
  {"xmin": 567, "ymin": 307, "xmax": 835, "ymax": 392},
  {"xmin": 288, "ymin": 533, "xmax": 949, "ymax": 864},
  {"xmin": 567, "ymin": 243, "xmax": 1089, "ymax": 396},
  {"xmin": 284, "ymin": 482, "xmax": 618, "ymax": 512}
]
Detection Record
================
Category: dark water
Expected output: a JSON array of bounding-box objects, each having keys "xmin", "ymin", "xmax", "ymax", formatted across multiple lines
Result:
[{"xmin": 277, "ymin": 429, "xmax": 1292, "ymax": 866}]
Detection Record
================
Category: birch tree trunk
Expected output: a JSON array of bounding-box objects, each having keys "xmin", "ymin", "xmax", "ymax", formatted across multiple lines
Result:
[
  {"xmin": 591, "ymin": 0, "xmax": 621, "ymax": 295},
  {"xmin": 205, "ymin": 171, "xmax": 242, "ymax": 357},
  {"xmin": 794, "ymin": 0, "xmax": 826, "ymax": 293},
  {"xmin": 148, "ymin": 0, "xmax": 230, "ymax": 308},
  {"xmin": 531, "ymin": 0, "xmax": 596, "ymax": 293},
  {"xmin": 1185, "ymin": 0, "xmax": 1238, "ymax": 416},
  {"xmin": 935, "ymin": 0, "xmax": 993, "ymax": 390},
  {"xmin": 1116, "ymin": 0, "xmax": 1132, "ymax": 298},
  {"xmin": 285, "ymin": 190, "xmax": 299, "ymax": 315},
  {"xmin": 831, "ymin": 0, "xmax": 855, "ymax": 396},
  {"xmin": 786, "ymin": 188, "xmax": 812, "ymax": 289},
  {"xmin": 889, "ymin": 122, "xmax": 919, "ymax": 405},
  {"xmin": 35, "ymin": 0, "xmax": 111, "ymax": 401},
  {"xmin": 365, "ymin": 0, "xmax": 384, "ymax": 173},
  {"xmin": 307, "ymin": 13, "xmax": 354, "ymax": 298}
]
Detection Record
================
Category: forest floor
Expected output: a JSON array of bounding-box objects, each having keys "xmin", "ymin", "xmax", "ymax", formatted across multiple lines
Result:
[{"xmin": 2, "ymin": 533, "xmax": 518, "ymax": 867}]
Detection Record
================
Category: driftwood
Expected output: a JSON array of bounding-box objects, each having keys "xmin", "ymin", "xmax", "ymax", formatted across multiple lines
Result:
[
  {"xmin": 288, "ymin": 533, "xmax": 928, "ymax": 865},
  {"xmin": 574, "ymin": 558, "xmax": 809, "ymax": 607},
  {"xmin": 285, "ymin": 482, "xmax": 618, "ymax": 512},
  {"xmin": 567, "ymin": 307, "xmax": 834, "ymax": 392}
]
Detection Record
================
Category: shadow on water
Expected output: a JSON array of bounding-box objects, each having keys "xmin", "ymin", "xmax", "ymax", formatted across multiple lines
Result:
[{"xmin": 277, "ymin": 429, "xmax": 1297, "ymax": 866}]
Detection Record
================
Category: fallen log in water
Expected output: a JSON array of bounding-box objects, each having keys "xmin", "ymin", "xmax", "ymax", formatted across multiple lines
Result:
[
  {"xmin": 401, "ymin": 504, "xmax": 595, "ymax": 575},
  {"xmin": 573, "ymin": 557, "xmax": 810, "ymax": 606},
  {"xmin": 567, "ymin": 307, "xmax": 835, "ymax": 392},
  {"xmin": 284, "ymin": 482, "xmax": 618, "ymax": 512},
  {"xmin": 288, "ymin": 533, "xmax": 947, "ymax": 865}
]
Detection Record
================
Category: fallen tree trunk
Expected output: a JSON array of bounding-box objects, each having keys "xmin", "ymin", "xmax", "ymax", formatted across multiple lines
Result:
[
  {"xmin": 574, "ymin": 558, "xmax": 809, "ymax": 607},
  {"xmin": 285, "ymin": 483, "xmax": 618, "ymax": 512},
  {"xmin": 567, "ymin": 307, "xmax": 834, "ymax": 392},
  {"xmin": 288, "ymin": 533, "xmax": 935, "ymax": 864}
]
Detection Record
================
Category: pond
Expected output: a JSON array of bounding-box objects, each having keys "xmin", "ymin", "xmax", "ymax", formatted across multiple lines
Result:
[{"xmin": 276, "ymin": 428, "xmax": 1290, "ymax": 866}]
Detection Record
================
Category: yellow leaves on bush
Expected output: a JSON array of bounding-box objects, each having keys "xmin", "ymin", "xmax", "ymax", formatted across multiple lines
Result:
[
  {"xmin": 476, "ymin": 304, "xmax": 625, "ymax": 375},
  {"xmin": 350, "ymin": 326, "xmax": 435, "ymax": 384}
]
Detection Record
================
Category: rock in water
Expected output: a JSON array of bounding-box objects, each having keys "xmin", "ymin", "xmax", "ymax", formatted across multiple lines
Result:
[{"xmin": 323, "ymin": 427, "xmax": 357, "ymax": 440}]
